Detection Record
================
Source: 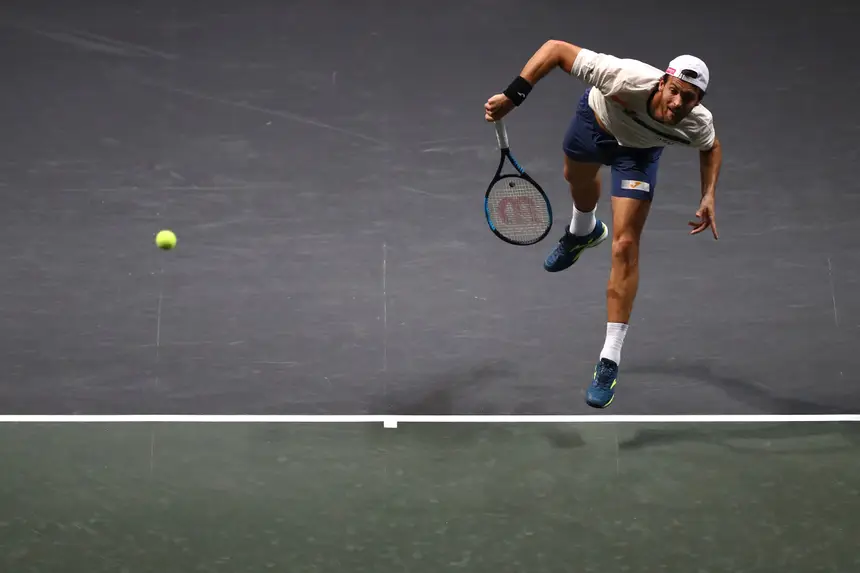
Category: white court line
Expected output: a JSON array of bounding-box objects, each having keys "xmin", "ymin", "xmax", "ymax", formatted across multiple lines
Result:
[{"xmin": 0, "ymin": 415, "xmax": 858, "ymax": 426}]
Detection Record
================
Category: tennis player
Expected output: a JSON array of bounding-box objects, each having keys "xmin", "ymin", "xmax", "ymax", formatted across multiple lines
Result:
[{"xmin": 484, "ymin": 40, "xmax": 722, "ymax": 408}]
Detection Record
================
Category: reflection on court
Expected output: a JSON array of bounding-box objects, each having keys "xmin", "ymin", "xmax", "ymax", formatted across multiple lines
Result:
[{"xmin": 1, "ymin": 421, "xmax": 858, "ymax": 572}]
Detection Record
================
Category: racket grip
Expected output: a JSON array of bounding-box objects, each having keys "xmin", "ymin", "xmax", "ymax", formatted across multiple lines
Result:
[{"xmin": 494, "ymin": 120, "xmax": 509, "ymax": 150}]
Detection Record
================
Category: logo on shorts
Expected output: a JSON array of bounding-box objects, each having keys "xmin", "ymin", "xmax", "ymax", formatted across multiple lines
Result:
[{"xmin": 622, "ymin": 180, "xmax": 650, "ymax": 192}]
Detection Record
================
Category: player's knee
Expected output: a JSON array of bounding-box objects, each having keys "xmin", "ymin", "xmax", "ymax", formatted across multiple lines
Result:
[
  {"xmin": 611, "ymin": 235, "xmax": 639, "ymax": 267},
  {"xmin": 564, "ymin": 160, "xmax": 573, "ymax": 182},
  {"xmin": 564, "ymin": 158, "xmax": 599, "ymax": 186}
]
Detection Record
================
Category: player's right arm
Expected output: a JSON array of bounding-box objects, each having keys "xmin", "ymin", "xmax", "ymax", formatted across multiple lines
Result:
[
  {"xmin": 485, "ymin": 40, "xmax": 583, "ymax": 121},
  {"xmin": 485, "ymin": 40, "xmax": 620, "ymax": 121},
  {"xmin": 518, "ymin": 39, "xmax": 583, "ymax": 85}
]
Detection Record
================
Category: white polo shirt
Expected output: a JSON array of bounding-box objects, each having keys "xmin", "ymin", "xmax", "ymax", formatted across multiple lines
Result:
[{"xmin": 570, "ymin": 48, "xmax": 716, "ymax": 151}]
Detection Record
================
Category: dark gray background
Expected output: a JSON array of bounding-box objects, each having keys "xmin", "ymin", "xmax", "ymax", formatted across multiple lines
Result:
[{"xmin": 1, "ymin": 0, "xmax": 857, "ymax": 416}]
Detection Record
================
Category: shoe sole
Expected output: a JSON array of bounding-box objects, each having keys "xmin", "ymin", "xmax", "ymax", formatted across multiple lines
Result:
[{"xmin": 586, "ymin": 394, "xmax": 614, "ymax": 409}]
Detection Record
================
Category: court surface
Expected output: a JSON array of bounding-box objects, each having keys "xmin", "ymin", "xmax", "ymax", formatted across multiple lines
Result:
[
  {"xmin": 1, "ymin": 0, "xmax": 859, "ymax": 570},
  {"xmin": 2, "ymin": 421, "xmax": 859, "ymax": 572}
]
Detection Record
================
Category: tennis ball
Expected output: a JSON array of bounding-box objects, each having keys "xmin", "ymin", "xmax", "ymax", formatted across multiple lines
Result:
[{"xmin": 155, "ymin": 230, "xmax": 177, "ymax": 250}]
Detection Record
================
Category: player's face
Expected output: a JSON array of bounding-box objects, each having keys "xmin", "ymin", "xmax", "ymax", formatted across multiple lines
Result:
[{"xmin": 656, "ymin": 77, "xmax": 701, "ymax": 124}]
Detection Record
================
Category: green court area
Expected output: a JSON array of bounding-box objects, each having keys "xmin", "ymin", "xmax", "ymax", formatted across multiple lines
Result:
[{"xmin": 2, "ymin": 422, "xmax": 858, "ymax": 572}]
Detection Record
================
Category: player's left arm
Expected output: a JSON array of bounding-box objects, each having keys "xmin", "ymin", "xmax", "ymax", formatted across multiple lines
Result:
[
  {"xmin": 699, "ymin": 136, "xmax": 722, "ymax": 198},
  {"xmin": 689, "ymin": 134, "xmax": 722, "ymax": 239}
]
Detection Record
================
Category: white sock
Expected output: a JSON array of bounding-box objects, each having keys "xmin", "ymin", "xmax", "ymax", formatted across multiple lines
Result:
[
  {"xmin": 600, "ymin": 322, "xmax": 628, "ymax": 365},
  {"xmin": 569, "ymin": 204, "xmax": 596, "ymax": 236}
]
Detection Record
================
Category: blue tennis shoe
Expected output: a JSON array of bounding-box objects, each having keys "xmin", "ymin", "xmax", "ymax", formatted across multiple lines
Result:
[
  {"xmin": 543, "ymin": 221, "xmax": 608, "ymax": 272},
  {"xmin": 586, "ymin": 358, "xmax": 618, "ymax": 409}
]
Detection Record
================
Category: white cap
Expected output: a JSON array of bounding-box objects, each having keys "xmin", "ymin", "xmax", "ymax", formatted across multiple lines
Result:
[{"xmin": 665, "ymin": 55, "xmax": 709, "ymax": 93}]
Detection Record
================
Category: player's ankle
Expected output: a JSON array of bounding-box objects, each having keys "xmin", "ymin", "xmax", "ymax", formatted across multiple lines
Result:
[
  {"xmin": 599, "ymin": 322, "xmax": 628, "ymax": 364},
  {"xmin": 569, "ymin": 204, "xmax": 596, "ymax": 235}
]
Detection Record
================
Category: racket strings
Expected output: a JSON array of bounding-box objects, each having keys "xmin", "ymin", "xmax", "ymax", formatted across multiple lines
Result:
[{"xmin": 486, "ymin": 177, "xmax": 551, "ymax": 243}]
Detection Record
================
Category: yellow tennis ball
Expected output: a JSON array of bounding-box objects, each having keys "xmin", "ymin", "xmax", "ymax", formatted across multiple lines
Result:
[{"xmin": 155, "ymin": 230, "xmax": 177, "ymax": 250}]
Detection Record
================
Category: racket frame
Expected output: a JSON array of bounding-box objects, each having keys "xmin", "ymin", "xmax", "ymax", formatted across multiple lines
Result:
[{"xmin": 483, "ymin": 120, "xmax": 553, "ymax": 246}]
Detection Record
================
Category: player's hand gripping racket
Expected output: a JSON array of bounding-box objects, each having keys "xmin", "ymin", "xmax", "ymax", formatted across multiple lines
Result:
[{"xmin": 484, "ymin": 119, "xmax": 552, "ymax": 246}]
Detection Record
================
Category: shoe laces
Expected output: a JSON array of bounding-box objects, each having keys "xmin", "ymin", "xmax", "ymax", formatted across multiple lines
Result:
[{"xmin": 594, "ymin": 359, "xmax": 617, "ymax": 388}]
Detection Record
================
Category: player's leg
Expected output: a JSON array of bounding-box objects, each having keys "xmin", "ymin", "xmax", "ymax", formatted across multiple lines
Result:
[
  {"xmin": 565, "ymin": 155, "xmax": 601, "ymax": 212},
  {"xmin": 606, "ymin": 195, "xmax": 651, "ymax": 324},
  {"xmin": 585, "ymin": 147, "xmax": 663, "ymax": 408},
  {"xmin": 544, "ymin": 89, "xmax": 610, "ymax": 272}
]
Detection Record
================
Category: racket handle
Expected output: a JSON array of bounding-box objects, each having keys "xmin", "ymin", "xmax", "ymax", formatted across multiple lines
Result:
[{"xmin": 494, "ymin": 120, "xmax": 509, "ymax": 150}]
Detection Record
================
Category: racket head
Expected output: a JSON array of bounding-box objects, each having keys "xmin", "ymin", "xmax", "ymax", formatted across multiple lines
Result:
[{"xmin": 484, "ymin": 173, "xmax": 553, "ymax": 246}]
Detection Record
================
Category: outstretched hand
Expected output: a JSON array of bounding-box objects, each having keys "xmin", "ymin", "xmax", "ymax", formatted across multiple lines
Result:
[
  {"xmin": 689, "ymin": 193, "xmax": 718, "ymax": 239},
  {"xmin": 484, "ymin": 94, "xmax": 515, "ymax": 122}
]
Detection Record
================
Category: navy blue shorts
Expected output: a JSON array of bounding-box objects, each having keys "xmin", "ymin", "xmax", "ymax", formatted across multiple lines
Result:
[{"xmin": 562, "ymin": 88, "xmax": 664, "ymax": 201}]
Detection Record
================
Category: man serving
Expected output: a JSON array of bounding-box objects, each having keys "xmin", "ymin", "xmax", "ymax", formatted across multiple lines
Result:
[{"xmin": 484, "ymin": 40, "xmax": 723, "ymax": 408}]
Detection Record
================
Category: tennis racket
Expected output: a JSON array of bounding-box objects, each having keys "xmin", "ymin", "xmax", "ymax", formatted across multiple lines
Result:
[{"xmin": 484, "ymin": 119, "xmax": 552, "ymax": 246}]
